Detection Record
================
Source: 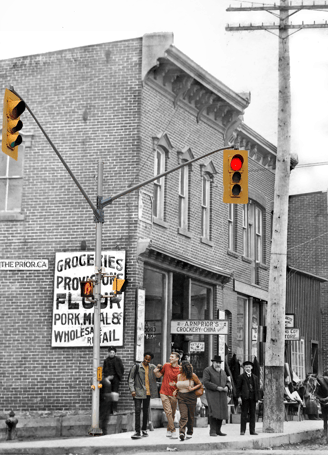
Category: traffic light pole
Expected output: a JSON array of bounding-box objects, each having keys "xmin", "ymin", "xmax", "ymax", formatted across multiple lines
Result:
[
  {"xmin": 226, "ymin": 0, "xmax": 328, "ymax": 433},
  {"xmin": 5, "ymin": 87, "xmax": 234, "ymax": 434},
  {"xmin": 89, "ymin": 160, "xmax": 104, "ymax": 435}
]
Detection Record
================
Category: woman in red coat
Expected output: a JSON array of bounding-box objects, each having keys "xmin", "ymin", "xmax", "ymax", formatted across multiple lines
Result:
[{"xmin": 203, "ymin": 355, "xmax": 232, "ymax": 437}]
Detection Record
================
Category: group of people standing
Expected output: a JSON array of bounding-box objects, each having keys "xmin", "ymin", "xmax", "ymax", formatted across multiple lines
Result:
[{"xmin": 126, "ymin": 350, "xmax": 260, "ymax": 440}]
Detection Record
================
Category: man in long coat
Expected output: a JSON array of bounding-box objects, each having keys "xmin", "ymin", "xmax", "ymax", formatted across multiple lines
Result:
[
  {"xmin": 236, "ymin": 360, "xmax": 260, "ymax": 435},
  {"xmin": 203, "ymin": 355, "xmax": 231, "ymax": 436}
]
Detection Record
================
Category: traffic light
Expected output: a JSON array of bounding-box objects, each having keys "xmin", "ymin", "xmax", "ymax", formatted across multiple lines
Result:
[
  {"xmin": 80, "ymin": 280, "xmax": 94, "ymax": 298},
  {"xmin": 2, "ymin": 88, "xmax": 26, "ymax": 161},
  {"xmin": 223, "ymin": 149, "xmax": 248, "ymax": 204},
  {"xmin": 112, "ymin": 277, "xmax": 127, "ymax": 295}
]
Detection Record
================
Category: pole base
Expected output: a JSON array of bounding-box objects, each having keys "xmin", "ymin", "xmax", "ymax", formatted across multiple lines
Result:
[{"xmin": 88, "ymin": 426, "xmax": 103, "ymax": 436}]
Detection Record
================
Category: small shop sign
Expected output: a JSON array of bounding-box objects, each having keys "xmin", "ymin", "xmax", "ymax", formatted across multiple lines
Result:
[
  {"xmin": 285, "ymin": 328, "xmax": 300, "ymax": 341},
  {"xmin": 171, "ymin": 320, "xmax": 228, "ymax": 335},
  {"xmin": 189, "ymin": 341, "xmax": 205, "ymax": 353},
  {"xmin": 285, "ymin": 314, "xmax": 295, "ymax": 328}
]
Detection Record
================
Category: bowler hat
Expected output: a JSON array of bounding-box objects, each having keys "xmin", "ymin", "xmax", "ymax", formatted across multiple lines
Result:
[
  {"xmin": 211, "ymin": 355, "xmax": 223, "ymax": 363},
  {"xmin": 243, "ymin": 360, "xmax": 254, "ymax": 367}
]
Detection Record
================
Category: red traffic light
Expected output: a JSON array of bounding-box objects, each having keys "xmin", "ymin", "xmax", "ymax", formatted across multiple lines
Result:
[{"xmin": 230, "ymin": 155, "xmax": 243, "ymax": 171}]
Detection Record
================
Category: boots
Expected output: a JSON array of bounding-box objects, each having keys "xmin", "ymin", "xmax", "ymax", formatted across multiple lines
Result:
[
  {"xmin": 112, "ymin": 401, "xmax": 118, "ymax": 415},
  {"xmin": 216, "ymin": 419, "xmax": 226, "ymax": 436},
  {"xmin": 209, "ymin": 417, "xmax": 217, "ymax": 436}
]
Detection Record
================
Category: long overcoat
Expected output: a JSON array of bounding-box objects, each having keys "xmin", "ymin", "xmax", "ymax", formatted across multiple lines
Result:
[{"xmin": 203, "ymin": 365, "xmax": 231, "ymax": 420}]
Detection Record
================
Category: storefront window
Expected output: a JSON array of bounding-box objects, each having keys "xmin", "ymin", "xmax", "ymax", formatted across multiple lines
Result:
[
  {"xmin": 172, "ymin": 276, "xmax": 211, "ymax": 378},
  {"xmin": 236, "ymin": 296, "xmax": 264, "ymax": 365},
  {"xmin": 144, "ymin": 268, "xmax": 167, "ymax": 365}
]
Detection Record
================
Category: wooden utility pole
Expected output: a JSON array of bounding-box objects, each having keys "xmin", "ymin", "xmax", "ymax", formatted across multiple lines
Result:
[{"xmin": 226, "ymin": 1, "xmax": 328, "ymax": 433}]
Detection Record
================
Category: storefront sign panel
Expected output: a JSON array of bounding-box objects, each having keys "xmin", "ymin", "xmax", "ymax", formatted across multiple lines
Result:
[
  {"xmin": 171, "ymin": 320, "xmax": 228, "ymax": 335},
  {"xmin": 285, "ymin": 328, "xmax": 300, "ymax": 341},
  {"xmin": 52, "ymin": 251, "xmax": 125, "ymax": 347}
]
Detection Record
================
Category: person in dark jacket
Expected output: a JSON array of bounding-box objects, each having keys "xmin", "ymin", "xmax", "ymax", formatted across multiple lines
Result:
[
  {"xmin": 203, "ymin": 355, "xmax": 232, "ymax": 437},
  {"xmin": 128, "ymin": 352, "xmax": 159, "ymax": 440},
  {"xmin": 236, "ymin": 360, "xmax": 260, "ymax": 436},
  {"xmin": 102, "ymin": 346, "xmax": 124, "ymax": 415}
]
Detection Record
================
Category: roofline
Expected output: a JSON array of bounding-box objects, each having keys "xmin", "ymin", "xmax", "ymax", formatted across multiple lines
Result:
[
  {"xmin": 165, "ymin": 45, "xmax": 249, "ymax": 113},
  {"xmin": 287, "ymin": 265, "xmax": 328, "ymax": 282},
  {"xmin": 240, "ymin": 123, "xmax": 277, "ymax": 155},
  {"xmin": 289, "ymin": 190, "xmax": 327, "ymax": 198}
]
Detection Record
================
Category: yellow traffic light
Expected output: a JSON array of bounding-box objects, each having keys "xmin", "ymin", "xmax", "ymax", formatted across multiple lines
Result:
[
  {"xmin": 2, "ymin": 88, "xmax": 26, "ymax": 161},
  {"xmin": 80, "ymin": 280, "xmax": 94, "ymax": 298},
  {"xmin": 112, "ymin": 277, "xmax": 127, "ymax": 295},
  {"xmin": 223, "ymin": 149, "xmax": 248, "ymax": 204}
]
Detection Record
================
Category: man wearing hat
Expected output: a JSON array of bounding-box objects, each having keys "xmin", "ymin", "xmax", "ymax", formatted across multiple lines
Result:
[
  {"xmin": 236, "ymin": 360, "xmax": 260, "ymax": 435},
  {"xmin": 203, "ymin": 355, "xmax": 232, "ymax": 437}
]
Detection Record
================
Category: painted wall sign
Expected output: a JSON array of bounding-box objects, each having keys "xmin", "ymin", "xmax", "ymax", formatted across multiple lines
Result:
[
  {"xmin": 0, "ymin": 259, "xmax": 49, "ymax": 270},
  {"xmin": 52, "ymin": 250, "xmax": 125, "ymax": 347},
  {"xmin": 285, "ymin": 328, "xmax": 300, "ymax": 341},
  {"xmin": 171, "ymin": 320, "xmax": 228, "ymax": 335}
]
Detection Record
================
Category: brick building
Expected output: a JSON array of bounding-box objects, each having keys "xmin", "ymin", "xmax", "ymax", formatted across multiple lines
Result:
[
  {"xmin": 0, "ymin": 33, "xmax": 277, "ymax": 418},
  {"xmin": 288, "ymin": 190, "xmax": 328, "ymax": 372}
]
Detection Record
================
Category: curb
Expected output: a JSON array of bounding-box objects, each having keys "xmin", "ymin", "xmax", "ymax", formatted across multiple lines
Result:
[{"xmin": 0, "ymin": 428, "xmax": 323, "ymax": 454}]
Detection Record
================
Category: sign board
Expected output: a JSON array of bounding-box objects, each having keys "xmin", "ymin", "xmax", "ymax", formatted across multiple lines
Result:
[
  {"xmin": 285, "ymin": 314, "xmax": 295, "ymax": 328},
  {"xmin": 189, "ymin": 341, "xmax": 205, "ymax": 353},
  {"xmin": 52, "ymin": 250, "xmax": 125, "ymax": 347},
  {"xmin": 0, "ymin": 259, "xmax": 49, "ymax": 270},
  {"xmin": 135, "ymin": 289, "xmax": 145, "ymax": 362},
  {"xmin": 285, "ymin": 328, "xmax": 300, "ymax": 341},
  {"xmin": 171, "ymin": 320, "xmax": 228, "ymax": 335}
]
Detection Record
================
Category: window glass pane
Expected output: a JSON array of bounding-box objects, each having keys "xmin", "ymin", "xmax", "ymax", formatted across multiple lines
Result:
[
  {"xmin": 228, "ymin": 204, "xmax": 233, "ymax": 221},
  {"xmin": 0, "ymin": 153, "xmax": 7, "ymax": 177},
  {"xmin": 237, "ymin": 297, "xmax": 245, "ymax": 362},
  {"xmin": 190, "ymin": 283, "xmax": 209, "ymax": 377},
  {"xmin": 0, "ymin": 180, "xmax": 6, "ymax": 210},
  {"xmin": 9, "ymin": 146, "xmax": 24, "ymax": 176},
  {"xmin": 144, "ymin": 268, "xmax": 165, "ymax": 365},
  {"xmin": 153, "ymin": 185, "xmax": 158, "ymax": 217},
  {"xmin": 7, "ymin": 178, "xmax": 23, "ymax": 211},
  {"xmin": 180, "ymin": 167, "xmax": 185, "ymax": 196},
  {"xmin": 202, "ymin": 177, "xmax": 207, "ymax": 206}
]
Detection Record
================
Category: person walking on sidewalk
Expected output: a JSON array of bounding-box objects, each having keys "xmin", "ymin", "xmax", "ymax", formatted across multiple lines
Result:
[
  {"xmin": 236, "ymin": 360, "xmax": 260, "ymax": 436},
  {"xmin": 172, "ymin": 361, "xmax": 202, "ymax": 441},
  {"xmin": 128, "ymin": 352, "xmax": 159, "ymax": 440},
  {"xmin": 203, "ymin": 355, "xmax": 231, "ymax": 437},
  {"xmin": 102, "ymin": 347, "xmax": 124, "ymax": 415},
  {"xmin": 154, "ymin": 352, "xmax": 180, "ymax": 439}
]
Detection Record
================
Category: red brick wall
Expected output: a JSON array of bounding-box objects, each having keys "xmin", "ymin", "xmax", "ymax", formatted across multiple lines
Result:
[{"xmin": 0, "ymin": 38, "xmax": 143, "ymax": 413}]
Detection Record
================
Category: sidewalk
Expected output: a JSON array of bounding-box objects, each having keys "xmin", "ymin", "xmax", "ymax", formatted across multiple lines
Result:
[{"xmin": 0, "ymin": 420, "xmax": 324, "ymax": 454}]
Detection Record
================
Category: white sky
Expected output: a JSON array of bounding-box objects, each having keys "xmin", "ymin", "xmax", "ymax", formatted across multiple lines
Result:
[{"xmin": 2, "ymin": 0, "xmax": 328, "ymax": 195}]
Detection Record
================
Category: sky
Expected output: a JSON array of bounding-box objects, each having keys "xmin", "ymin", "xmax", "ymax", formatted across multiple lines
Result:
[{"xmin": 2, "ymin": 0, "xmax": 328, "ymax": 195}]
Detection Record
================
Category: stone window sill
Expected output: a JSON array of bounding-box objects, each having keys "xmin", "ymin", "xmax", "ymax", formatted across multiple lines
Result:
[
  {"xmin": 153, "ymin": 217, "xmax": 169, "ymax": 229},
  {"xmin": 178, "ymin": 227, "xmax": 192, "ymax": 239},
  {"xmin": 0, "ymin": 212, "xmax": 25, "ymax": 221}
]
